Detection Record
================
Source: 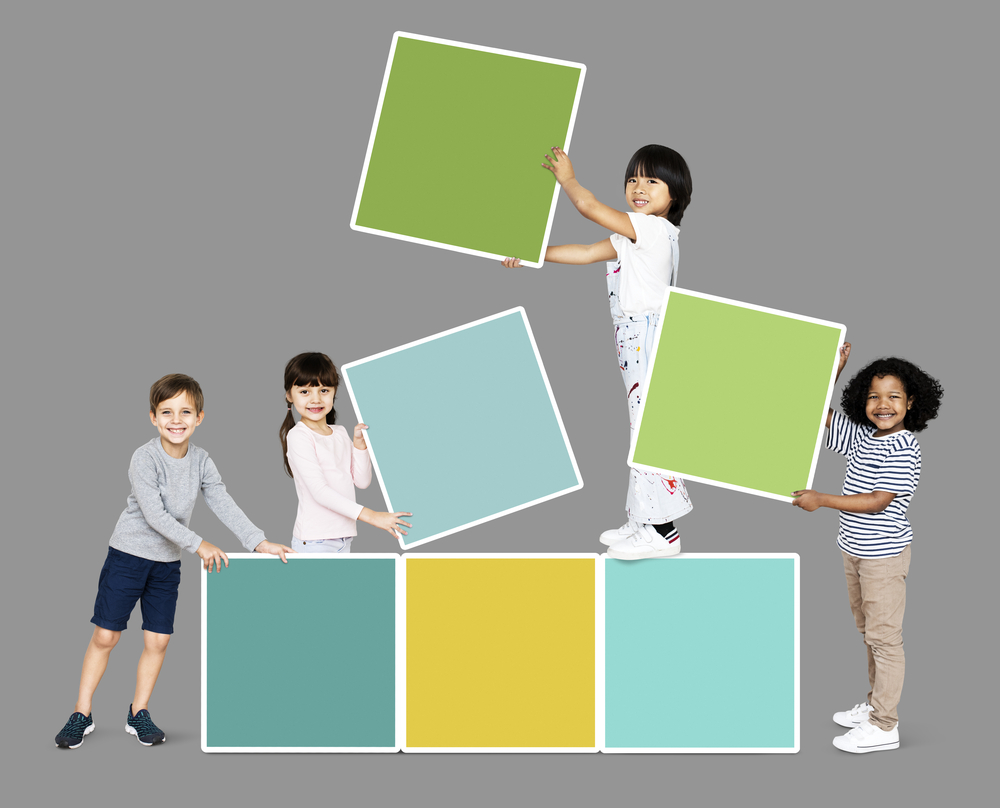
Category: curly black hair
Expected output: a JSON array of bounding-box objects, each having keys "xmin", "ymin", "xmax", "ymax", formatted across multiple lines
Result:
[{"xmin": 840, "ymin": 357, "xmax": 943, "ymax": 432}]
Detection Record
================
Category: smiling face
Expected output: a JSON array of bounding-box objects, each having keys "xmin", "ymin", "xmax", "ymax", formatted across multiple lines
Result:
[
  {"xmin": 287, "ymin": 383, "xmax": 336, "ymax": 433},
  {"xmin": 866, "ymin": 375, "xmax": 914, "ymax": 436},
  {"xmin": 625, "ymin": 173, "xmax": 674, "ymax": 218},
  {"xmin": 150, "ymin": 391, "xmax": 204, "ymax": 457}
]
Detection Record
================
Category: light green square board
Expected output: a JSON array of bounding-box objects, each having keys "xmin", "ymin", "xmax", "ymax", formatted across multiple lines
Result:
[
  {"xmin": 629, "ymin": 288, "xmax": 845, "ymax": 502},
  {"xmin": 350, "ymin": 33, "xmax": 586, "ymax": 267}
]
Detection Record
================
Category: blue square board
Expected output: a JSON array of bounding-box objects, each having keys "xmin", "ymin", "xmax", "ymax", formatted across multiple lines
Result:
[
  {"xmin": 603, "ymin": 554, "xmax": 799, "ymax": 753},
  {"xmin": 201, "ymin": 555, "xmax": 399, "ymax": 752},
  {"xmin": 342, "ymin": 308, "xmax": 582, "ymax": 548}
]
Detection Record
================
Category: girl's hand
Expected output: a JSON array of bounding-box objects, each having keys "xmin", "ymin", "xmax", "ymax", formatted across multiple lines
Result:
[
  {"xmin": 791, "ymin": 490, "xmax": 823, "ymax": 512},
  {"xmin": 353, "ymin": 423, "xmax": 368, "ymax": 450},
  {"xmin": 839, "ymin": 342, "xmax": 851, "ymax": 373},
  {"xmin": 501, "ymin": 257, "xmax": 523, "ymax": 268},
  {"xmin": 254, "ymin": 540, "xmax": 296, "ymax": 563},
  {"xmin": 196, "ymin": 540, "xmax": 229, "ymax": 572},
  {"xmin": 542, "ymin": 146, "xmax": 576, "ymax": 186},
  {"xmin": 360, "ymin": 507, "xmax": 413, "ymax": 539}
]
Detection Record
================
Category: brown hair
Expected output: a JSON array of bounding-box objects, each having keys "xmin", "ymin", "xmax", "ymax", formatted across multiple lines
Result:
[
  {"xmin": 279, "ymin": 353, "xmax": 340, "ymax": 477},
  {"xmin": 149, "ymin": 373, "xmax": 204, "ymax": 414}
]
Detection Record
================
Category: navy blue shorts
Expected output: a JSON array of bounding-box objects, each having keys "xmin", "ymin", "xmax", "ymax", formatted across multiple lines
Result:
[{"xmin": 91, "ymin": 547, "xmax": 182, "ymax": 634}]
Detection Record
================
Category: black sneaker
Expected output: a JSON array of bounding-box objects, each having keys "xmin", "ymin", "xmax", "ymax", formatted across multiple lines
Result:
[
  {"xmin": 55, "ymin": 712, "xmax": 94, "ymax": 748},
  {"xmin": 125, "ymin": 705, "xmax": 166, "ymax": 746}
]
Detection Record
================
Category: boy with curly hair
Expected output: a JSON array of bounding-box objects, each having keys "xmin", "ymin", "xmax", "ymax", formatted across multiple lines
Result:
[{"xmin": 792, "ymin": 343, "xmax": 943, "ymax": 753}]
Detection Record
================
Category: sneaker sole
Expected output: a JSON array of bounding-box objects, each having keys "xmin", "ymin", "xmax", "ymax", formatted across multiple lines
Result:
[
  {"xmin": 125, "ymin": 723, "xmax": 166, "ymax": 746},
  {"xmin": 832, "ymin": 737, "xmax": 899, "ymax": 753},
  {"xmin": 56, "ymin": 722, "xmax": 95, "ymax": 749},
  {"xmin": 606, "ymin": 545, "xmax": 681, "ymax": 560}
]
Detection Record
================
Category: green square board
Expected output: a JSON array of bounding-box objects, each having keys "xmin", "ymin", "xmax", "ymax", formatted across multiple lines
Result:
[
  {"xmin": 350, "ymin": 33, "xmax": 585, "ymax": 267},
  {"xmin": 341, "ymin": 308, "xmax": 582, "ymax": 549},
  {"xmin": 603, "ymin": 555, "xmax": 799, "ymax": 752},
  {"xmin": 629, "ymin": 288, "xmax": 845, "ymax": 502},
  {"xmin": 201, "ymin": 555, "xmax": 399, "ymax": 752}
]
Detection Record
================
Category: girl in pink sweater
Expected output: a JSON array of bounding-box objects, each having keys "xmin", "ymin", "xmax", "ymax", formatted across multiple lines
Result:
[{"xmin": 280, "ymin": 352, "xmax": 412, "ymax": 552}]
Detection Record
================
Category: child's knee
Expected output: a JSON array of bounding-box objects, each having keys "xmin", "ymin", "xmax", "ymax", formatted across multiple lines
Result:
[
  {"xmin": 92, "ymin": 626, "xmax": 121, "ymax": 650},
  {"xmin": 143, "ymin": 630, "xmax": 171, "ymax": 653}
]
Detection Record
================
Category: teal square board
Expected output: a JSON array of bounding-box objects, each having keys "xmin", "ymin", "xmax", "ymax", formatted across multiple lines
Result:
[
  {"xmin": 201, "ymin": 555, "xmax": 399, "ymax": 752},
  {"xmin": 350, "ymin": 33, "xmax": 586, "ymax": 267},
  {"xmin": 603, "ymin": 554, "xmax": 799, "ymax": 753},
  {"xmin": 628, "ymin": 288, "xmax": 845, "ymax": 502},
  {"xmin": 341, "ymin": 308, "xmax": 582, "ymax": 549}
]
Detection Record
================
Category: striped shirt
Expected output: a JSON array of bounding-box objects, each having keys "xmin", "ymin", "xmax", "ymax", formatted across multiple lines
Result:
[{"xmin": 827, "ymin": 410, "xmax": 921, "ymax": 558}]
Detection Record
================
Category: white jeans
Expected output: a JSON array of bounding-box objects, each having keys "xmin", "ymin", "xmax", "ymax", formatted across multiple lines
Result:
[
  {"xmin": 613, "ymin": 313, "xmax": 693, "ymax": 525},
  {"xmin": 291, "ymin": 537, "xmax": 353, "ymax": 554}
]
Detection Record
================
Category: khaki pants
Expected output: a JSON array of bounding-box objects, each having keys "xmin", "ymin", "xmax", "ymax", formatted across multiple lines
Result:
[{"xmin": 842, "ymin": 545, "xmax": 910, "ymax": 732}]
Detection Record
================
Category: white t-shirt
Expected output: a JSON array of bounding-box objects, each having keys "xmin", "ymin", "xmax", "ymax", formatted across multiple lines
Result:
[{"xmin": 609, "ymin": 212, "xmax": 680, "ymax": 317}]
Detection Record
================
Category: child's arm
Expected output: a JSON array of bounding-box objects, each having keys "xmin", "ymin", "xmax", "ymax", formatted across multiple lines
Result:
[
  {"xmin": 350, "ymin": 424, "xmax": 410, "ymax": 538},
  {"xmin": 200, "ymin": 457, "xmax": 294, "ymax": 563},
  {"xmin": 826, "ymin": 342, "xmax": 851, "ymax": 428},
  {"xmin": 502, "ymin": 239, "xmax": 617, "ymax": 268},
  {"xmin": 543, "ymin": 147, "xmax": 638, "ymax": 240},
  {"xmin": 128, "ymin": 449, "xmax": 228, "ymax": 571},
  {"xmin": 358, "ymin": 507, "xmax": 413, "ymax": 540},
  {"xmin": 288, "ymin": 428, "xmax": 412, "ymax": 539},
  {"xmin": 351, "ymin": 423, "xmax": 374, "ymax": 489},
  {"xmin": 790, "ymin": 489, "xmax": 896, "ymax": 513}
]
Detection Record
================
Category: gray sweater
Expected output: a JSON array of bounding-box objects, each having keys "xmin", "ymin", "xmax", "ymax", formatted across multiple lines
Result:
[{"xmin": 108, "ymin": 438, "xmax": 265, "ymax": 562}]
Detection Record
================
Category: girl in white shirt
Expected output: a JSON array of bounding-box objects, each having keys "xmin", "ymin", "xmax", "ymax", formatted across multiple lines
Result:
[
  {"xmin": 279, "ymin": 352, "xmax": 412, "ymax": 552},
  {"xmin": 504, "ymin": 145, "xmax": 694, "ymax": 559}
]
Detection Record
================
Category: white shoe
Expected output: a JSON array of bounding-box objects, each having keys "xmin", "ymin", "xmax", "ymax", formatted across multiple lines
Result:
[
  {"xmin": 607, "ymin": 523, "xmax": 681, "ymax": 560},
  {"xmin": 832, "ymin": 720, "xmax": 899, "ymax": 754},
  {"xmin": 833, "ymin": 702, "xmax": 873, "ymax": 728},
  {"xmin": 599, "ymin": 522, "xmax": 637, "ymax": 546}
]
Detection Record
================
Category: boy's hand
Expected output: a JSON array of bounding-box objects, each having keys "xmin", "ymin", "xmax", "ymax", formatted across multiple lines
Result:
[
  {"xmin": 361, "ymin": 507, "xmax": 413, "ymax": 539},
  {"xmin": 254, "ymin": 540, "xmax": 296, "ymax": 563},
  {"xmin": 542, "ymin": 146, "xmax": 576, "ymax": 186},
  {"xmin": 501, "ymin": 257, "xmax": 523, "ymax": 268},
  {"xmin": 791, "ymin": 490, "xmax": 823, "ymax": 512},
  {"xmin": 353, "ymin": 423, "xmax": 368, "ymax": 450},
  {"xmin": 197, "ymin": 540, "xmax": 229, "ymax": 572}
]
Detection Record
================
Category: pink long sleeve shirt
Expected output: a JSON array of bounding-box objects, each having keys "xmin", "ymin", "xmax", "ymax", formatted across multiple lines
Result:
[{"xmin": 286, "ymin": 421, "xmax": 373, "ymax": 540}]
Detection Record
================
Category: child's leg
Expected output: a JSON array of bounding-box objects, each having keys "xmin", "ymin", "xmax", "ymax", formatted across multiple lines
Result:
[
  {"xmin": 132, "ymin": 631, "xmax": 170, "ymax": 712},
  {"xmin": 133, "ymin": 556, "xmax": 181, "ymax": 711},
  {"xmin": 75, "ymin": 626, "xmax": 121, "ymax": 715},
  {"xmin": 616, "ymin": 316, "xmax": 692, "ymax": 525},
  {"xmin": 842, "ymin": 552, "xmax": 876, "ymax": 699},
  {"xmin": 845, "ymin": 548, "xmax": 909, "ymax": 731}
]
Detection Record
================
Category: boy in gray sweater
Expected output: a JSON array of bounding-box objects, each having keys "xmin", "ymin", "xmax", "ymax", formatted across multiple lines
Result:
[{"xmin": 55, "ymin": 374, "xmax": 293, "ymax": 748}]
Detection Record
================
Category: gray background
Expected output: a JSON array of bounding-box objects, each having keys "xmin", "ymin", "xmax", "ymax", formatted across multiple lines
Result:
[{"xmin": 3, "ymin": 1, "xmax": 994, "ymax": 805}]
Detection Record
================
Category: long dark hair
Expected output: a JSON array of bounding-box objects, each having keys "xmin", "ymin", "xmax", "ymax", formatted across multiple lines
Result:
[
  {"xmin": 623, "ymin": 144, "xmax": 692, "ymax": 226},
  {"xmin": 279, "ymin": 352, "xmax": 340, "ymax": 477}
]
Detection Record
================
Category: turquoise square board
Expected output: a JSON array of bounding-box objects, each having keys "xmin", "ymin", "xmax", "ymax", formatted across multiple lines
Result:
[
  {"xmin": 341, "ymin": 308, "xmax": 582, "ymax": 549},
  {"xmin": 201, "ymin": 555, "xmax": 399, "ymax": 752},
  {"xmin": 628, "ymin": 288, "xmax": 845, "ymax": 502},
  {"xmin": 350, "ymin": 33, "xmax": 586, "ymax": 267},
  {"xmin": 603, "ymin": 554, "xmax": 799, "ymax": 753}
]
